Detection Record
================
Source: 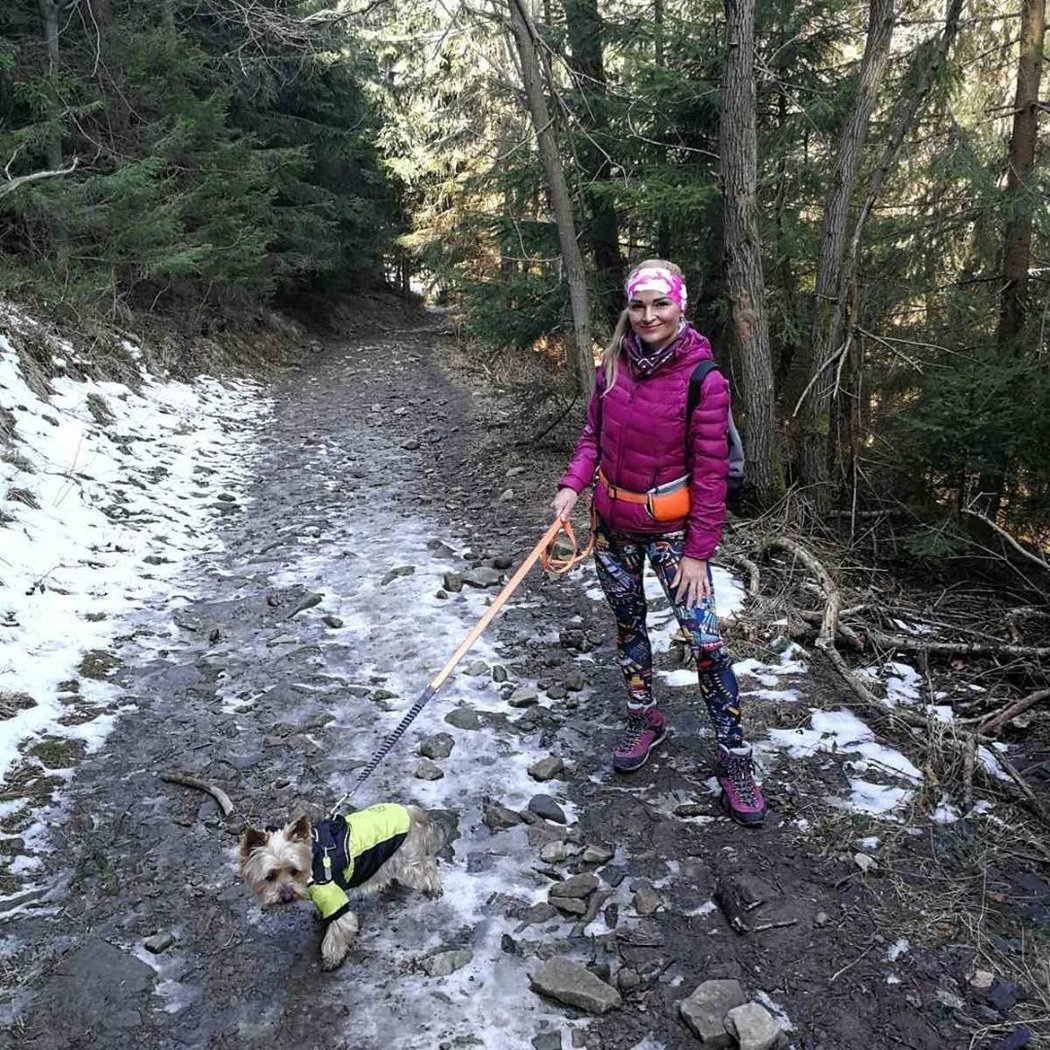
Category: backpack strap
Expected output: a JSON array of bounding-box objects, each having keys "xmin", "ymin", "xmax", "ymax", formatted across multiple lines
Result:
[{"xmin": 686, "ymin": 360, "xmax": 721, "ymax": 424}]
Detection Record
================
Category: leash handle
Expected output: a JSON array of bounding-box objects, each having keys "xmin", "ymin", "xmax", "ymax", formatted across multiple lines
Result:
[{"xmin": 539, "ymin": 504, "xmax": 595, "ymax": 575}]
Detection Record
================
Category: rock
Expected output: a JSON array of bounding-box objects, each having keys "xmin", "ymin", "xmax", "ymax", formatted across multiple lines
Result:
[
  {"xmin": 814, "ymin": 911, "xmax": 830, "ymax": 928},
  {"xmin": 674, "ymin": 803, "xmax": 708, "ymax": 818},
  {"xmin": 546, "ymin": 684, "xmax": 568, "ymax": 700},
  {"xmin": 464, "ymin": 659, "xmax": 489, "ymax": 676},
  {"xmin": 679, "ymin": 979, "xmax": 747, "ymax": 1048},
  {"xmin": 497, "ymin": 488, "xmax": 515, "ymax": 502},
  {"xmin": 414, "ymin": 759, "xmax": 444, "ymax": 781},
  {"xmin": 540, "ymin": 841, "xmax": 569, "ymax": 863},
  {"xmin": 532, "ymin": 1033, "xmax": 562, "ymax": 1050},
  {"xmin": 935, "ymin": 989, "xmax": 964, "ymax": 1011},
  {"xmin": 561, "ymin": 668, "xmax": 585, "ymax": 692},
  {"xmin": 381, "ymin": 565, "xmax": 416, "ymax": 586},
  {"xmin": 581, "ymin": 845, "xmax": 614, "ymax": 864},
  {"xmin": 515, "ymin": 902, "xmax": 558, "ymax": 931},
  {"xmin": 853, "ymin": 852, "xmax": 878, "ymax": 874},
  {"xmin": 322, "ymin": 615, "xmax": 344, "ymax": 629},
  {"xmin": 550, "ymin": 873, "xmax": 599, "ymax": 899},
  {"xmin": 528, "ymin": 795, "xmax": 567, "ymax": 824},
  {"xmin": 144, "ymin": 931, "xmax": 174, "ymax": 954},
  {"xmin": 491, "ymin": 665, "xmax": 508, "ymax": 683},
  {"xmin": 461, "ymin": 567, "xmax": 502, "ymax": 589},
  {"xmin": 420, "ymin": 733, "xmax": 455, "ymax": 760},
  {"xmin": 402, "ymin": 438, "xmax": 421, "ymax": 450},
  {"xmin": 633, "ymin": 886, "xmax": 662, "ymax": 917},
  {"xmin": 443, "ymin": 572, "xmax": 463, "ymax": 592},
  {"xmin": 28, "ymin": 939, "xmax": 155, "ymax": 1035},
  {"xmin": 617, "ymin": 968, "xmax": 641, "ymax": 993},
  {"xmin": 559, "ymin": 629, "xmax": 586, "ymax": 651},
  {"xmin": 549, "ymin": 895, "xmax": 587, "ymax": 916},
  {"xmin": 969, "ymin": 970, "xmax": 995, "ymax": 991},
  {"xmin": 444, "ymin": 707, "xmax": 482, "ymax": 731},
  {"xmin": 266, "ymin": 634, "xmax": 298, "ymax": 647},
  {"xmin": 509, "ymin": 687, "xmax": 539, "ymax": 708},
  {"xmin": 528, "ymin": 756, "xmax": 565, "ymax": 782},
  {"xmin": 421, "ymin": 948, "xmax": 473, "ymax": 977},
  {"xmin": 725, "ymin": 1001, "xmax": 781, "ymax": 1050},
  {"xmin": 483, "ymin": 800, "xmax": 522, "ymax": 831},
  {"xmin": 529, "ymin": 957, "xmax": 622, "ymax": 1015}
]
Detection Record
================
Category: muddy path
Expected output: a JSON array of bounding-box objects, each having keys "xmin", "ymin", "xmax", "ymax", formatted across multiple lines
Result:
[{"xmin": 1, "ymin": 315, "xmax": 1031, "ymax": 1050}]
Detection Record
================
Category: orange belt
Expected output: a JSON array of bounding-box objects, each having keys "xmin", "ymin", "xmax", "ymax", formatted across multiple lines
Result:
[{"xmin": 597, "ymin": 468, "xmax": 649, "ymax": 504}]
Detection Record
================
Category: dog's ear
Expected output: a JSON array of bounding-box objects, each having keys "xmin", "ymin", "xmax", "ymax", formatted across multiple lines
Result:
[
  {"xmin": 240, "ymin": 827, "xmax": 268, "ymax": 861},
  {"xmin": 287, "ymin": 815, "xmax": 312, "ymax": 843}
]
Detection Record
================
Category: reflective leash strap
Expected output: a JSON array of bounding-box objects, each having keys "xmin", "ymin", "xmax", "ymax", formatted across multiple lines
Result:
[{"xmin": 331, "ymin": 514, "xmax": 592, "ymax": 816}]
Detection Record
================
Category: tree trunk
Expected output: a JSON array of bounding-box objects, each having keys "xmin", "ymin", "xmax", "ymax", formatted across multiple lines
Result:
[
  {"xmin": 508, "ymin": 0, "xmax": 594, "ymax": 392},
  {"xmin": 720, "ymin": 0, "xmax": 781, "ymax": 505},
  {"xmin": 39, "ymin": 0, "xmax": 63, "ymax": 169},
  {"xmin": 564, "ymin": 0, "xmax": 623, "ymax": 327},
  {"xmin": 998, "ymin": 0, "xmax": 1046, "ymax": 352},
  {"xmin": 795, "ymin": 0, "xmax": 894, "ymax": 505}
]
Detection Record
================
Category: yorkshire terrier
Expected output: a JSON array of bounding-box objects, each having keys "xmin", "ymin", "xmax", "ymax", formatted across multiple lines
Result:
[{"xmin": 239, "ymin": 802, "xmax": 443, "ymax": 970}]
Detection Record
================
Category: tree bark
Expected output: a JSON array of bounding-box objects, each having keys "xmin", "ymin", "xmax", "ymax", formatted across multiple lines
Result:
[
  {"xmin": 998, "ymin": 0, "xmax": 1046, "ymax": 352},
  {"xmin": 795, "ymin": 0, "xmax": 895, "ymax": 505},
  {"xmin": 720, "ymin": 0, "xmax": 781, "ymax": 504},
  {"xmin": 508, "ymin": 0, "xmax": 594, "ymax": 392},
  {"xmin": 565, "ymin": 0, "xmax": 623, "ymax": 326},
  {"xmin": 38, "ymin": 0, "xmax": 63, "ymax": 169}
]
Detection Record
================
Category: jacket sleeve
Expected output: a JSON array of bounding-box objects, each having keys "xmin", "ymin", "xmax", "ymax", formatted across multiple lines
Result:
[
  {"xmin": 557, "ymin": 368, "xmax": 603, "ymax": 493},
  {"xmin": 684, "ymin": 369, "xmax": 729, "ymax": 560}
]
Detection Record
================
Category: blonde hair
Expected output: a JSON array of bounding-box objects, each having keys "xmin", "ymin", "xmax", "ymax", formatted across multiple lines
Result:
[{"xmin": 601, "ymin": 259, "xmax": 685, "ymax": 394}]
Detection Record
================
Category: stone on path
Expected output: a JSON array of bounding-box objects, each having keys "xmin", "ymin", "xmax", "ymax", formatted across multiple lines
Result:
[
  {"xmin": 483, "ymin": 800, "xmax": 522, "ymax": 831},
  {"xmin": 413, "ymin": 758, "xmax": 444, "ymax": 781},
  {"xmin": 725, "ymin": 1001, "xmax": 782, "ymax": 1050},
  {"xmin": 421, "ymin": 948, "xmax": 473, "ymax": 978},
  {"xmin": 528, "ymin": 795, "xmax": 566, "ymax": 824},
  {"xmin": 549, "ymin": 873, "xmax": 598, "ymax": 899},
  {"xmin": 461, "ymin": 566, "xmax": 501, "ymax": 588},
  {"xmin": 679, "ymin": 979, "xmax": 747, "ymax": 1048},
  {"xmin": 529, "ymin": 956, "xmax": 621, "ymax": 1015},
  {"xmin": 444, "ymin": 707, "xmax": 481, "ymax": 731},
  {"xmin": 528, "ymin": 756, "xmax": 564, "ymax": 782},
  {"xmin": 419, "ymin": 733, "xmax": 454, "ymax": 760},
  {"xmin": 509, "ymin": 687, "xmax": 539, "ymax": 708},
  {"xmin": 144, "ymin": 931, "xmax": 174, "ymax": 954}
]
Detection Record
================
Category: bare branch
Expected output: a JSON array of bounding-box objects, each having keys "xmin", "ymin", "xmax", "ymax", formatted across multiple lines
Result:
[{"xmin": 0, "ymin": 156, "xmax": 79, "ymax": 202}]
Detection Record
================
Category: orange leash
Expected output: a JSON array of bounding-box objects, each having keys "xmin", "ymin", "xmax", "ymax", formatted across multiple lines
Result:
[{"xmin": 540, "ymin": 502, "xmax": 596, "ymax": 575}]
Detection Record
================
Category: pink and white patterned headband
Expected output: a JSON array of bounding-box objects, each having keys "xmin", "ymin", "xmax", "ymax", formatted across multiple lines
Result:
[{"xmin": 625, "ymin": 267, "xmax": 687, "ymax": 312}]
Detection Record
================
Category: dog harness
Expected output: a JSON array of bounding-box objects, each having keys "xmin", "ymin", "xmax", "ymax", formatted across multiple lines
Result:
[{"xmin": 307, "ymin": 803, "xmax": 412, "ymax": 923}]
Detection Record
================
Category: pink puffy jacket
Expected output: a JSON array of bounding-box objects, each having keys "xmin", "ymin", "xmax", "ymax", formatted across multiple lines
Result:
[{"xmin": 557, "ymin": 326, "xmax": 729, "ymax": 561}]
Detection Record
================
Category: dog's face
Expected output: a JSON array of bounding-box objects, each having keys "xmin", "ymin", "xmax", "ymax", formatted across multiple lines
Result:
[{"xmin": 239, "ymin": 816, "xmax": 312, "ymax": 906}]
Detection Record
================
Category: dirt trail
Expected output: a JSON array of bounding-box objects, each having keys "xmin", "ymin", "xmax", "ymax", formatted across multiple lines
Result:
[{"xmin": 1, "ymin": 315, "xmax": 1023, "ymax": 1050}]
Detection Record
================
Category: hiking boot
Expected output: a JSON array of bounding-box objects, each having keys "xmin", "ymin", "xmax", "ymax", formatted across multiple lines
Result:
[
  {"xmin": 716, "ymin": 743, "xmax": 767, "ymax": 825},
  {"xmin": 612, "ymin": 707, "xmax": 668, "ymax": 772}
]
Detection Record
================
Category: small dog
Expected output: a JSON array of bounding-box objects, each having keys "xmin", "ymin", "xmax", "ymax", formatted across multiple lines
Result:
[{"xmin": 239, "ymin": 802, "xmax": 442, "ymax": 970}]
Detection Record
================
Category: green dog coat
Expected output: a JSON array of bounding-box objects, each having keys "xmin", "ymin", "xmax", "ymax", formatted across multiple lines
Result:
[{"xmin": 307, "ymin": 803, "xmax": 412, "ymax": 923}]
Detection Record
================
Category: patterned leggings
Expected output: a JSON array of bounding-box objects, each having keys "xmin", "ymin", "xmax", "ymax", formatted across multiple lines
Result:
[{"xmin": 592, "ymin": 518, "xmax": 743, "ymax": 747}]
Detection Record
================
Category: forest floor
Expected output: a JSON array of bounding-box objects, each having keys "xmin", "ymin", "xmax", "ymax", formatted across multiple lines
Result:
[{"xmin": 1, "ymin": 305, "xmax": 1047, "ymax": 1050}]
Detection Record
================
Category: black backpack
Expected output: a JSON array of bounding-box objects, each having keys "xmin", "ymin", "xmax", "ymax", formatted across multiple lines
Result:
[{"xmin": 686, "ymin": 361, "xmax": 746, "ymax": 511}]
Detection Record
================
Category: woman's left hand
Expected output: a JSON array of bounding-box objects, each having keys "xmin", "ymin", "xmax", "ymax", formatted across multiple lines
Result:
[{"xmin": 671, "ymin": 556, "xmax": 711, "ymax": 607}]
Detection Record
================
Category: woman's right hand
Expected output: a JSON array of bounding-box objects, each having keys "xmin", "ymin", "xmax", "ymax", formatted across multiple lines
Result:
[{"xmin": 551, "ymin": 487, "xmax": 579, "ymax": 521}]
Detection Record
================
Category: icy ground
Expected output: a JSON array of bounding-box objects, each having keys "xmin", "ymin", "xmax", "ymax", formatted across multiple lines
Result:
[{"xmin": 0, "ymin": 310, "xmax": 1006, "ymax": 1049}]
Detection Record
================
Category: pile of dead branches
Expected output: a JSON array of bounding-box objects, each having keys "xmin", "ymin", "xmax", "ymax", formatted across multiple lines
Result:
[{"xmin": 718, "ymin": 516, "xmax": 1050, "ymax": 835}]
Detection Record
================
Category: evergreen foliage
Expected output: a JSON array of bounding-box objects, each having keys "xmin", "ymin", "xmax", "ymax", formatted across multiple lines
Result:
[{"xmin": 0, "ymin": 0, "xmax": 400, "ymax": 312}]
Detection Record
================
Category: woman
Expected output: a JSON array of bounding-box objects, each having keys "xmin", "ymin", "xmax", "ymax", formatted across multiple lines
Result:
[{"xmin": 551, "ymin": 260, "xmax": 765, "ymax": 826}]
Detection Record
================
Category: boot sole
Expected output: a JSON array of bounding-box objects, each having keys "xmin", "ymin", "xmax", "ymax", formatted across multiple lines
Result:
[{"xmin": 612, "ymin": 729, "xmax": 668, "ymax": 773}]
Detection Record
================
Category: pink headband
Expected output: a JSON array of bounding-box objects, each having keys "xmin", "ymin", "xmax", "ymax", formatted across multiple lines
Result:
[{"xmin": 625, "ymin": 266, "xmax": 687, "ymax": 312}]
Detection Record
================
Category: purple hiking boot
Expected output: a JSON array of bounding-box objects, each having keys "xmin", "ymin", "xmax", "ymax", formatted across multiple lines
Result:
[
  {"xmin": 716, "ymin": 743, "xmax": 767, "ymax": 825},
  {"xmin": 612, "ymin": 707, "xmax": 668, "ymax": 772}
]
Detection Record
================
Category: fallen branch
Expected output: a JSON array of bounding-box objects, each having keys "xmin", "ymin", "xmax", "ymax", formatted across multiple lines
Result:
[
  {"xmin": 721, "ymin": 552, "xmax": 760, "ymax": 599},
  {"xmin": 963, "ymin": 507, "xmax": 1050, "ymax": 574},
  {"xmin": 979, "ymin": 687, "xmax": 1050, "ymax": 737},
  {"xmin": 160, "ymin": 772, "xmax": 234, "ymax": 817}
]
